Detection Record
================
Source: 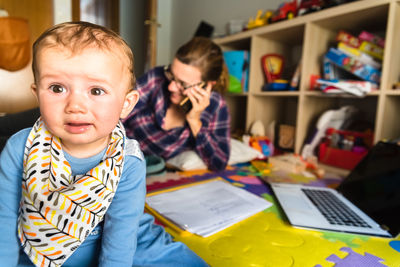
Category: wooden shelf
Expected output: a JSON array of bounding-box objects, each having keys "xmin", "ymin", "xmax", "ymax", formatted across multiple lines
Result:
[
  {"xmin": 252, "ymin": 91, "xmax": 300, "ymax": 97},
  {"xmin": 219, "ymin": 0, "xmax": 400, "ymax": 155},
  {"xmin": 226, "ymin": 92, "xmax": 248, "ymax": 97},
  {"xmin": 386, "ymin": 90, "xmax": 400, "ymax": 96},
  {"xmin": 304, "ymin": 91, "xmax": 380, "ymax": 97}
]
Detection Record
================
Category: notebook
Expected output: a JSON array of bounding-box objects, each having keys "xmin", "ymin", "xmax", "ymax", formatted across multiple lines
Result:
[{"xmin": 270, "ymin": 141, "xmax": 400, "ymax": 238}]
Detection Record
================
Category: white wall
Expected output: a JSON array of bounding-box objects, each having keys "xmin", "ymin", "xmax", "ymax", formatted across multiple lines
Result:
[
  {"xmin": 53, "ymin": 0, "xmax": 72, "ymax": 24},
  {"xmin": 56, "ymin": 0, "xmax": 282, "ymax": 75},
  {"xmin": 157, "ymin": 0, "xmax": 173, "ymax": 67},
  {"xmin": 120, "ymin": 0, "xmax": 146, "ymax": 77},
  {"xmin": 157, "ymin": 0, "xmax": 282, "ymax": 66}
]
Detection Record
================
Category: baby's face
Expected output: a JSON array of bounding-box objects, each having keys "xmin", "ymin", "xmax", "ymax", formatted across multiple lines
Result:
[{"xmin": 32, "ymin": 46, "xmax": 137, "ymax": 157}]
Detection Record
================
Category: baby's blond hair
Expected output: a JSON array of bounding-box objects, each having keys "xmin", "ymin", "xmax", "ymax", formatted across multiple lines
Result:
[{"xmin": 32, "ymin": 21, "xmax": 135, "ymax": 90}]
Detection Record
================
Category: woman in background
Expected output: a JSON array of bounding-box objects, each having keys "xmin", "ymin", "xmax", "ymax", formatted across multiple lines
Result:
[{"xmin": 123, "ymin": 37, "xmax": 230, "ymax": 171}]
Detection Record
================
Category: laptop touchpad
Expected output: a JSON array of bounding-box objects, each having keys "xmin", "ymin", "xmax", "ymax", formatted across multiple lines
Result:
[{"xmin": 279, "ymin": 192, "xmax": 313, "ymax": 211}]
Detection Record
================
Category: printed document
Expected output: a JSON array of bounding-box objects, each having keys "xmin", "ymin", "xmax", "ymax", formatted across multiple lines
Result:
[{"xmin": 146, "ymin": 179, "xmax": 273, "ymax": 237}]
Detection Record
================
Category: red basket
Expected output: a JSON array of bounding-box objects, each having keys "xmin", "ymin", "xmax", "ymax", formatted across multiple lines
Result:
[{"xmin": 318, "ymin": 128, "xmax": 373, "ymax": 170}]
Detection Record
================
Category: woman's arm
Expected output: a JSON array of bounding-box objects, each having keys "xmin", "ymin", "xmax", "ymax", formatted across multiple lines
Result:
[
  {"xmin": 99, "ymin": 155, "xmax": 146, "ymax": 267},
  {"xmin": 192, "ymin": 93, "xmax": 231, "ymax": 171}
]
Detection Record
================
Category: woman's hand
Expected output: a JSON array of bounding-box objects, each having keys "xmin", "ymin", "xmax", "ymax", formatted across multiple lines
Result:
[
  {"xmin": 185, "ymin": 82, "xmax": 212, "ymax": 136},
  {"xmin": 186, "ymin": 82, "xmax": 212, "ymax": 120}
]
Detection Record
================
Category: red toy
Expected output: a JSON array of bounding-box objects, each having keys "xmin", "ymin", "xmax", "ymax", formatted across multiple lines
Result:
[
  {"xmin": 298, "ymin": 0, "xmax": 324, "ymax": 15},
  {"xmin": 269, "ymin": 0, "xmax": 298, "ymax": 23},
  {"xmin": 261, "ymin": 54, "xmax": 285, "ymax": 83},
  {"xmin": 261, "ymin": 53, "xmax": 291, "ymax": 91}
]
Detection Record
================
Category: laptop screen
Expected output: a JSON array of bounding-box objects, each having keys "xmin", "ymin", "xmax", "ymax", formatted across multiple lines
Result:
[{"xmin": 337, "ymin": 141, "xmax": 400, "ymax": 237}]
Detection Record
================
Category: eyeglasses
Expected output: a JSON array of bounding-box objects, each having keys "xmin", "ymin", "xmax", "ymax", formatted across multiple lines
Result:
[{"xmin": 164, "ymin": 65, "xmax": 204, "ymax": 91}]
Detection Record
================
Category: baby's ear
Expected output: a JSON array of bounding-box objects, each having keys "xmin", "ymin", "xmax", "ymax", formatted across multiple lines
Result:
[
  {"xmin": 120, "ymin": 90, "xmax": 139, "ymax": 119},
  {"xmin": 31, "ymin": 83, "xmax": 38, "ymax": 100}
]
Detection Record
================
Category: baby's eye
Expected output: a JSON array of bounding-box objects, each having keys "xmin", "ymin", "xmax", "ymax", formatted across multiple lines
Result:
[
  {"xmin": 49, "ymin": 84, "xmax": 65, "ymax": 93},
  {"xmin": 90, "ymin": 88, "xmax": 105, "ymax": 96}
]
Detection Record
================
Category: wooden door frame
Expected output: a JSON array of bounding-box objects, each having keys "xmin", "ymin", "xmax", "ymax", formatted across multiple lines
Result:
[
  {"xmin": 71, "ymin": 0, "xmax": 119, "ymax": 34},
  {"xmin": 144, "ymin": 0, "xmax": 158, "ymax": 70}
]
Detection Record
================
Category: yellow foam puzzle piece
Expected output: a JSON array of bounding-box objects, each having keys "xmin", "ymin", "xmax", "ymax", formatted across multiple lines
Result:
[{"xmin": 167, "ymin": 196, "xmax": 400, "ymax": 267}]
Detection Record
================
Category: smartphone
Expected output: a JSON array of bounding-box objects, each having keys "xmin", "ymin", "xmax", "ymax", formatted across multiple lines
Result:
[{"xmin": 179, "ymin": 82, "xmax": 206, "ymax": 113}]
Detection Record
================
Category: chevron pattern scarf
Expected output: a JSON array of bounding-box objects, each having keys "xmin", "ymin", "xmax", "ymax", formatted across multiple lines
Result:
[{"xmin": 18, "ymin": 118, "xmax": 125, "ymax": 267}]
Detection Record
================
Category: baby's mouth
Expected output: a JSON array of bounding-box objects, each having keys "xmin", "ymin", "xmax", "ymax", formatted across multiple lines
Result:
[
  {"xmin": 68, "ymin": 122, "xmax": 90, "ymax": 126},
  {"xmin": 65, "ymin": 122, "xmax": 93, "ymax": 134}
]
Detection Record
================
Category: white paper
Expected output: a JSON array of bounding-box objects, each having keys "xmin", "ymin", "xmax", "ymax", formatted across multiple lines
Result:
[{"xmin": 146, "ymin": 179, "xmax": 273, "ymax": 237}]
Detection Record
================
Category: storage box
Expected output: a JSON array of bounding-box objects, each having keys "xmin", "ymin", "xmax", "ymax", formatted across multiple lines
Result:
[
  {"xmin": 223, "ymin": 51, "xmax": 250, "ymax": 93},
  {"xmin": 318, "ymin": 128, "xmax": 373, "ymax": 170},
  {"xmin": 319, "ymin": 143, "xmax": 367, "ymax": 170}
]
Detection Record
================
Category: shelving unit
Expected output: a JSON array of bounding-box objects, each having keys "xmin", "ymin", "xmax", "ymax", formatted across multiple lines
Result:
[{"xmin": 215, "ymin": 0, "xmax": 400, "ymax": 154}]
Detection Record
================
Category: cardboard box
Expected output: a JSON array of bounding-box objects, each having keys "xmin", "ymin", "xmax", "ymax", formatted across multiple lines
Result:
[
  {"xmin": 336, "ymin": 30, "xmax": 384, "ymax": 60},
  {"xmin": 337, "ymin": 42, "xmax": 381, "ymax": 69},
  {"xmin": 325, "ymin": 48, "xmax": 381, "ymax": 84}
]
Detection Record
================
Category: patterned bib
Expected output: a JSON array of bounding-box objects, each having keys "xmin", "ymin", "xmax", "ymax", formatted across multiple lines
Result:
[{"xmin": 18, "ymin": 118, "xmax": 126, "ymax": 267}]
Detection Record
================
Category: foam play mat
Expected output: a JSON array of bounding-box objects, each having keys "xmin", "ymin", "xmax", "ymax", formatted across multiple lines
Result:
[{"xmin": 146, "ymin": 164, "xmax": 400, "ymax": 266}]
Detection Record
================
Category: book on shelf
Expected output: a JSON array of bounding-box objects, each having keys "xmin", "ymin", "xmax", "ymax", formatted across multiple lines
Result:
[
  {"xmin": 145, "ymin": 178, "xmax": 273, "ymax": 237},
  {"xmin": 223, "ymin": 50, "xmax": 250, "ymax": 93}
]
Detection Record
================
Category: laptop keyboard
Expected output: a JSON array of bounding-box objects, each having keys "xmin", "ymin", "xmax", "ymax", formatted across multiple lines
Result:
[{"xmin": 302, "ymin": 189, "xmax": 371, "ymax": 228}]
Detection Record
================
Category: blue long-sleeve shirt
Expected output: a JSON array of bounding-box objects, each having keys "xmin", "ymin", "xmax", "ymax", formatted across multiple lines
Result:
[{"xmin": 0, "ymin": 128, "xmax": 207, "ymax": 267}]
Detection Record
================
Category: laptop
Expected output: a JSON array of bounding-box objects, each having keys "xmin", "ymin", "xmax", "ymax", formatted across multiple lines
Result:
[{"xmin": 270, "ymin": 141, "xmax": 400, "ymax": 238}]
